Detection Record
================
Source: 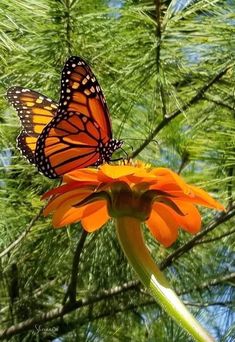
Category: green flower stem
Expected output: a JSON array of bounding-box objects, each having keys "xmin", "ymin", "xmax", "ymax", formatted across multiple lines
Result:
[{"xmin": 116, "ymin": 216, "xmax": 214, "ymax": 342}]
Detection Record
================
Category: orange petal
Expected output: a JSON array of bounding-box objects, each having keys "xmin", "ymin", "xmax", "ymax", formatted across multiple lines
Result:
[
  {"xmin": 63, "ymin": 168, "xmax": 99, "ymax": 184},
  {"xmin": 126, "ymin": 174, "xmax": 157, "ymax": 184},
  {"xmin": 98, "ymin": 164, "xmax": 138, "ymax": 181},
  {"xmin": 169, "ymin": 187, "xmax": 225, "ymax": 210},
  {"xmin": 52, "ymin": 200, "xmax": 108, "ymax": 229},
  {"xmin": 150, "ymin": 171, "xmax": 225, "ymax": 211},
  {"xmin": 146, "ymin": 209, "xmax": 178, "ymax": 247},
  {"xmin": 42, "ymin": 181, "xmax": 89, "ymax": 199},
  {"xmin": 44, "ymin": 188, "xmax": 93, "ymax": 216},
  {"xmin": 150, "ymin": 181, "xmax": 185, "ymax": 194},
  {"xmin": 188, "ymin": 185, "xmax": 225, "ymax": 210},
  {"xmin": 53, "ymin": 206, "xmax": 85, "ymax": 228},
  {"xmin": 151, "ymin": 168, "xmax": 191, "ymax": 194},
  {"xmin": 81, "ymin": 201, "xmax": 109, "ymax": 232},
  {"xmin": 154, "ymin": 201, "xmax": 201, "ymax": 234}
]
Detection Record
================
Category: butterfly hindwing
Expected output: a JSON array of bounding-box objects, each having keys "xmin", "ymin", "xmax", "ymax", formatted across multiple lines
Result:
[
  {"xmin": 17, "ymin": 131, "xmax": 37, "ymax": 164},
  {"xmin": 35, "ymin": 112, "xmax": 110, "ymax": 178},
  {"xmin": 58, "ymin": 56, "xmax": 112, "ymax": 138},
  {"xmin": 7, "ymin": 87, "xmax": 58, "ymax": 136}
]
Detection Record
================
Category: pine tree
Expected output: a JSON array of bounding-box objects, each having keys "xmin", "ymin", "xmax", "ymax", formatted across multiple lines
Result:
[{"xmin": 0, "ymin": 0, "xmax": 234, "ymax": 340}]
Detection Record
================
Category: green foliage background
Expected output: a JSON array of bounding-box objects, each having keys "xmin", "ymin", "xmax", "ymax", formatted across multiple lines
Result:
[{"xmin": 0, "ymin": 0, "xmax": 234, "ymax": 341}]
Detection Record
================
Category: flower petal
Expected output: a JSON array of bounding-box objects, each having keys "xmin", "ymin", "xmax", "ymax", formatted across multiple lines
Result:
[
  {"xmin": 44, "ymin": 188, "xmax": 93, "ymax": 216},
  {"xmin": 146, "ymin": 209, "xmax": 178, "ymax": 247},
  {"xmin": 42, "ymin": 181, "xmax": 89, "ymax": 200},
  {"xmin": 53, "ymin": 206, "xmax": 84, "ymax": 228},
  {"xmin": 52, "ymin": 200, "xmax": 108, "ymax": 228},
  {"xmin": 98, "ymin": 164, "xmax": 137, "ymax": 182},
  {"xmin": 63, "ymin": 168, "xmax": 99, "ymax": 184},
  {"xmin": 151, "ymin": 168, "xmax": 192, "ymax": 194},
  {"xmin": 188, "ymin": 185, "xmax": 225, "ymax": 210},
  {"xmin": 154, "ymin": 201, "xmax": 201, "ymax": 234},
  {"xmin": 150, "ymin": 181, "xmax": 186, "ymax": 194},
  {"xmin": 81, "ymin": 202, "xmax": 109, "ymax": 232}
]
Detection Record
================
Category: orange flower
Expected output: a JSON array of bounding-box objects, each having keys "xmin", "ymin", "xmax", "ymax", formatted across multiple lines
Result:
[{"xmin": 43, "ymin": 162, "xmax": 224, "ymax": 247}]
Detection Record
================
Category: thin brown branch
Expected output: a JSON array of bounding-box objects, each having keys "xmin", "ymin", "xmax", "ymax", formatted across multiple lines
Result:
[
  {"xmin": 73, "ymin": 271, "xmax": 234, "ymax": 337},
  {"xmin": 131, "ymin": 63, "xmax": 233, "ymax": 159},
  {"xmin": 81, "ymin": 299, "xmax": 234, "ymax": 325},
  {"xmin": 159, "ymin": 205, "xmax": 235, "ymax": 270},
  {"xmin": 180, "ymin": 273, "xmax": 235, "ymax": 296},
  {"xmin": 0, "ymin": 267, "xmax": 233, "ymax": 339},
  {"xmin": 92, "ymin": 273, "xmax": 235, "ymax": 320},
  {"xmin": 184, "ymin": 301, "xmax": 234, "ymax": 308},
  {"xmin": 1, "ymin": 208, "xmax": 234, "ymax": 337},
  {"xmin": 0, "ymin": 281, "xmax": 139, "ymax": 338},
  {"xmin": 204, "ymin": 94, "xmax": 235, "ymax": 112},
  {"xmin": 62, "ymin": 273, "xmax": 235, "ymax": 335},
  {"xmin": 0, "ymin": 207, "xmax": 43, "ymax": 259},
  {"xmin": 62, "ymin": 230, "xmax": 88, "ymax": 305},
  {"xmin": 177, "ymin": 151, "xmax": 190, "ymax": 174},
  {"xmin": 194, "ymin": 227, "xmax": 235, "ymax": 246}
]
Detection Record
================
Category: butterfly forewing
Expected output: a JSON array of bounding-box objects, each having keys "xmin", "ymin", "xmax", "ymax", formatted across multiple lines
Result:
[
  {"xmin": 7, "ymin": 87, "xmax": 58, "ymax": 136},
  {"xmin": 58, "ymin": 56, "xmax": 112, "ymax": 138},
  {"xmin": 7, "ymin": 87, "xmax": 58, "ymax": 164}
]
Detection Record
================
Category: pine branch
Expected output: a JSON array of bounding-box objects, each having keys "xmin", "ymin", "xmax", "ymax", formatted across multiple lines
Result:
[
  {"xmin": 155, "ymin": 0, "xmax": 167, "ymax": 117},
  {"xmin": 159, "ymin": 204, "xmax": 235, "ymax": 270},
  {"xmin": 0, "ymin": 281, "xmax": 139, "ymax": 338},
  {"xmin": 184, "ymin": 301, "xmax": 234, "ymax": 308},
  {"xmin": 76, "ymin": 299, "xmax": 235, "ymax": 326},
  {"xmin": 227, "ymin": 167, "xmax": 234, "ymax": 207},
  {"xmin": 131, "ymin": 63, "xmax": 233, "ymax": 158},
  {"xmin": 85, "ymin": 273, "xmax": 235, "ymax": 324},
  {"xmin": 0, "ymin": 207, "xmax": 44, "ymax": 259},
  {"xmin": 2, "ymin": 271, "xmax": 231, "ymax": 339},
  {"xmin": 193, "ymin": 227, "xmax": 235, "ymax": 246},
  {"xmin": 0, "ymin": 196, "xmax": 233, "ymax": 338},
  {"xmin": 177, "ymin": 151, "xmax": 190, "ymax": 174},
  {"xmin": 1, "ymin": 208, "xmax": 234, "ymax": 340},
  {"xmin": 204, "ymin": 94, "xmax": 235, "ymax": 112},
  {"xmin": 62, "ymin": 230, "xmax": 88, "ymax": 305},
  {"xmin": 64, "ymin": 0, "xmax": 73, "ymax": 56},
  {"xmin": 155, "ymin": 0, "xmax": 161, "ymax": 73},
  {"xmin": 180, "ymin": 273, "xmax": 235, "ymax": 295}
]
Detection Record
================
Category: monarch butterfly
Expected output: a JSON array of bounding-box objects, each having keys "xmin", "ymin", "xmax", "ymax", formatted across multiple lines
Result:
[{"xmin": 7, "ymin": 56, "xmax": 123, "ymax": 178}]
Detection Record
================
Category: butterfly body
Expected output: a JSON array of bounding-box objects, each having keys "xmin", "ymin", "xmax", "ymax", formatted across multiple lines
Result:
[{"xmin": 7, "ymin": 56, "xmax": 123, "ymax": 178}]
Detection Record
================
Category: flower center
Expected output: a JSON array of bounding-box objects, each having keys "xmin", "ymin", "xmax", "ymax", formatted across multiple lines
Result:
[{"xmin": 107, "ymin": 182, "xmax": 153, "ymax": 221}]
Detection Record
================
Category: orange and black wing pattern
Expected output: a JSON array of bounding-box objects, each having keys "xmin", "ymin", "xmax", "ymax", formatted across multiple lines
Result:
[
  {"xmin": 8, "ymin": 57, "xmax": 122, "ymax": 178},
  {"xmin": 7, "ymin": 87, "xmax": 58, "ymax": 163},
  {"xmin": 17, "ymin": 131, "xmax": 37, "ymax": 164},
  {"xmin": 57, "ymin": 56, "xmax": 112, "ymax": 138},
  {"xmin": 35, "ymin": 111, "xmax": 122, "ymax": 178}
]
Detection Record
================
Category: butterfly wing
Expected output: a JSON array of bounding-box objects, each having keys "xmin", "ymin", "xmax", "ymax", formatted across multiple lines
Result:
[
  {"xmin": 8, "ymin": 58, "xmax": 122, "ymax": 178},
  {"xmin": 35, "ymin": 112, "xmax": 110, "ymax": 178},
  {"xmin": 17, "ymin": 131, "xmax": 37, "ymax": 163},
  {"xmin": 57, "ymin": 56, "xmax": 112, "ymax": 138},
  {"xmin": 7, "ymin": 87, "xmax": 58, "ymax": 163},
  {"xmin": 7, "ymin": 87, "xmax": 58, "ymax": 136}
]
